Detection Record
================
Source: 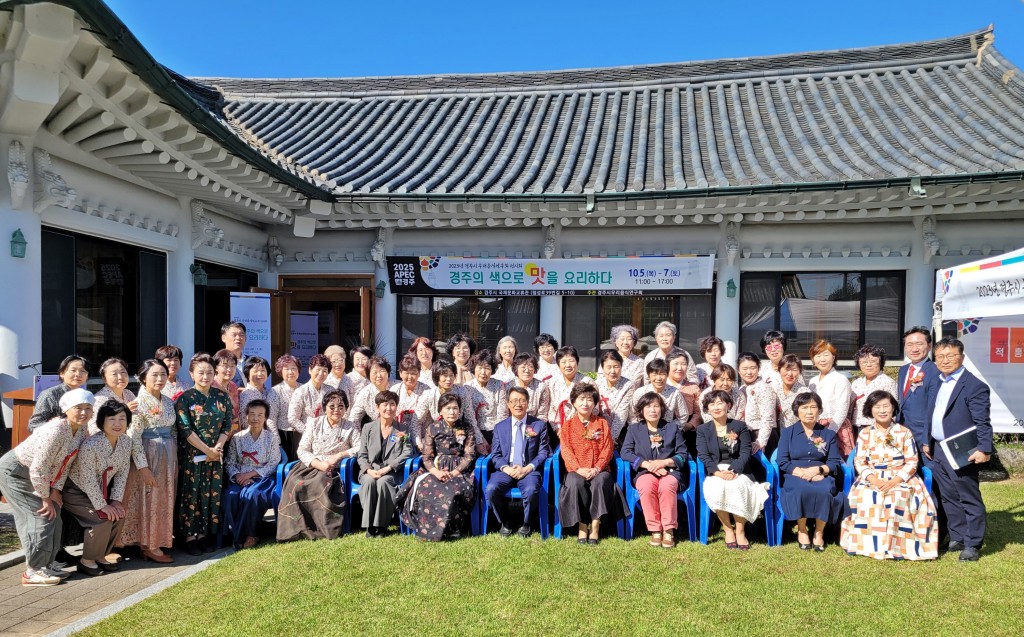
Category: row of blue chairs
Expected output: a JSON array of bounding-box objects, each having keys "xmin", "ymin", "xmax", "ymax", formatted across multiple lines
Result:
[{"xmin": 262, "ymin": 445, "xmax": 932, "ymax": 545}]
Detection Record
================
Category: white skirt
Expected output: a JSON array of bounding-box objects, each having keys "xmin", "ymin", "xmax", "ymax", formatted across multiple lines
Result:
[{"xmin": 702, "ymin": 466, "xmax": 768, "ymax": 522}]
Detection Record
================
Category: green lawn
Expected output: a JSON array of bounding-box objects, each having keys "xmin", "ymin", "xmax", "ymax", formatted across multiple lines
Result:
[{"xmin": 81, "ymin": 481, "xmax": 1024, "ymax": 637}]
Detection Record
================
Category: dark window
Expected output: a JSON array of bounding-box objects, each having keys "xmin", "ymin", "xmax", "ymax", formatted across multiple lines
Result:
[
  {"xmin": 193, "ymin": 261, "xmax": 258, "ymax": 354},
  {"xmin": 398, "ymin": 296, "xmax": 539, "ymax": 356},
  {"xmin": 563, "ymin": 293, "xmax": 716, "ymax": 372},
  {"xmin": 740, "ymin": 271, "xmax": 905, "ymax": 362},
  {"xmin": 41, "ymin": 228, "xmax": 167, "ymax": 374}
]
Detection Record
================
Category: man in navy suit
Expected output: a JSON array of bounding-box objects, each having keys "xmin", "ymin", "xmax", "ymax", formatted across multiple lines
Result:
[
  {"xmin": 896, "ymin": 326, "xmax": 939, "ymax": 448},
  {"xmin": 924, "ymin": 337, "xmax": 992, "ymax": 562},
  {"xmin": 486, "ymin": 386, "xmax": 551, "ymax": 538}
]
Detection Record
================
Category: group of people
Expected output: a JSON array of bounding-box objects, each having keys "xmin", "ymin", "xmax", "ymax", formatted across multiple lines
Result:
[{"xmin": 0, "ymin": 319, "xmax": 993, "ymax": 586}]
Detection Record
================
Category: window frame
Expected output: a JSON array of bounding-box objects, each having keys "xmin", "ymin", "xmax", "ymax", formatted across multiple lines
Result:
[
  {"xmin": 396, "ymin": 295, "xmax": 541, "ymax": 357},
  {"xmin": 739, "ymin": 270, "xmax": 906, "ymax": 364}
]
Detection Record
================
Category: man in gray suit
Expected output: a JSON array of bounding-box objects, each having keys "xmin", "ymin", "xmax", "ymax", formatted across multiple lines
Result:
[{"xmin": 357, "ymin": 391, "xmax": 412, "ymax": 537}]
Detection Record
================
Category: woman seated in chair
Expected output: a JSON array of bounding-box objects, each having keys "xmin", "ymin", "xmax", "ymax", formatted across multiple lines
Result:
[
  {"xmin": 357, "ymin": 391, "xmax": 413, "ymax": 538},
  {"xmin": 558, "ymin": 384, "xmax": 626, "ymax": 545},
  {"xmin": 840, "ymin": 390, "xmax": 938, "ymax": 560},
  {"xmin": 224, "ymin": 399, "xmax": 281, "ymax": 549},
  {"xmin": 620, "ymin": 393, "xmax": 688, "ymax": 548},
  {"xmin": 277, "ymin": 390, "xmax": 360, "ymax": 542},
  {"xmin": 777, "ymin": 392, "xmax": 844, "ymax": 552},
  {"xmin": 399, "ymin": 392, "xmax": 477, "ymax": 541},
  {"xmin": 696, "ymin": 389, "xmax": 768, "ymax": 550}
]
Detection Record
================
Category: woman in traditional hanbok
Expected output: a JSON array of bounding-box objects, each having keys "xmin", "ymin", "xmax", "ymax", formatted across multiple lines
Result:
[
  {"xmin": 224, "ymin": 398, "xmax": 281, "ymax": 548},
  {"xmin": 398, "ymin": 393, "xmax": 477, "ymax": 541}
]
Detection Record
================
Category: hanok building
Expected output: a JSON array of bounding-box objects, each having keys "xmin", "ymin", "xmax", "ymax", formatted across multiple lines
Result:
[{"xmin": 3, "ymin": 0, "xmax": 1024, "ymax": 427}]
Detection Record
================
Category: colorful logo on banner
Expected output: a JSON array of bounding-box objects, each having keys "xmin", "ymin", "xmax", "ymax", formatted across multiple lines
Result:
[
  {"xmin": 957, "ymin": 318, "xmax": 982, "ymax": 337},
  {"xmin": 990, "ymin": 326, "xmax": 1024, "ymax": 364},
  {"xmin": 419, "ymin": 256, "xmax": 440, "ymax": 271},
  {"xmin": 942, "ymin": 269, "xmax": 954, "ymax": 295}
]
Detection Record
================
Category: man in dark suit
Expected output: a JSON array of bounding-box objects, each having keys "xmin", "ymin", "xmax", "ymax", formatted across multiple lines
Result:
[
  {"xmin": 896, "ymin": 326, "xmax": 939, "ymax": 448},
  {"xmin": 486, "ymin": 386, "xmax": 551, "ymax": 538},
  {"xmin": 924, "ymin": 337, "xmax": 992, "ymax": 562}
]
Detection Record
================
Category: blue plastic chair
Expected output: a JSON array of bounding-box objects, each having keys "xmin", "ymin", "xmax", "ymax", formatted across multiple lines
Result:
[
  {"xmin": 399, "ymin": 457, "xmax": 422, "ymax": 536},
  {"xmin": 273, "ymin": 448, "xmax": 289, "ymax": 502},
  {"xmin": 341, "ymin": 457, "xmax": 359, "ymax": 533},
  {"xmin": 843, "ymin": 444, "xmax": 935, "ymax": 496},
  {"xmin": 479, "ymin": 456, "xmax": 551, "ymax": 539},
  {"xmin": 771, "ymin": 448, "xmax": 847, "ymax": 546},
  {"xmin": 697, "ymin": 450, "xmax": 778, "ymax": 546},
  {"xmin": 617, "ymin": 457, "xmax": 698, "ymax": 543}
]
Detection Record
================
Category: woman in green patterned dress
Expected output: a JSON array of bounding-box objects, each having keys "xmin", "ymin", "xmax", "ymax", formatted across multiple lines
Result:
[{"xmin": 174, "ymin": 353, "xmax": 232, "ymax": 555}]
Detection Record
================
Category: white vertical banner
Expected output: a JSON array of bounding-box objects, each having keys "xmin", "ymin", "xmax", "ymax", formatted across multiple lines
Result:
[
  {"xmin": 290, "ymin": 311, "xmax": 319, "ymax": 384},
  {"xmin": 230, "ymin": 292, "xmax": 272, "ymax": 388}
]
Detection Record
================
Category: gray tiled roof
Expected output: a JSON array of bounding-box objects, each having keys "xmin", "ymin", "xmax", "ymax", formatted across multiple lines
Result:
[{"xmin": 194, "ymin": 28, "xmax": 1024, "ymax": 197}]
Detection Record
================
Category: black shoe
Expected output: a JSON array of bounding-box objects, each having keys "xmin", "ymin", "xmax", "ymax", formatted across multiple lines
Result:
[
  {"xmin": 813, "ymin": 543, "xmax": 826, "ymax": 553},
  {"xmin": 96, "ymin": 561, "xmax": 119, "ymax": 572},
  {"xmin": 798, "ymin": 543, "xmax": 812, "ymax": 551},
  {"xmin": 959, "ymin": 547, "xmax": 981, "ymax": 562},
  {"xmin": 201, "ymin": 538, "xmax": 217, "ymax": 553},
  {"xmin": 77, "ymin": 563, "xmax": 103, "ymax": 577},
  {"xmin": 185, "ymin": 540, "xmax": 203, "ymax": 556},
  {"xmin": 499, "ymin": 525, "xmax": 514, "ymax": 538},
  {"xmin": 517, "ymin": 525, "xmax": 532, "ymax": 538},
  {"xmin": 588, "ymin": 538, "xmax": 599, "ymax": 546},
  {"xmin": 947, "ymin": 540, "xmax": 965, "ymax": 553}
]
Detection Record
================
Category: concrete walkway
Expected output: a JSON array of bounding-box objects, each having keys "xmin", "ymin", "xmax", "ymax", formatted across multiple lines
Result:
[{"xmin": 0, "ymin": 546, "xmax": 229, "ymax": 636}]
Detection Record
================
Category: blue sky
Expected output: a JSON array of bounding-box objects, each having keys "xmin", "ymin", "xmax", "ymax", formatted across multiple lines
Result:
[{"xmin": 105, "ymin": 0, "xmax": 1024, "ymax": 78}]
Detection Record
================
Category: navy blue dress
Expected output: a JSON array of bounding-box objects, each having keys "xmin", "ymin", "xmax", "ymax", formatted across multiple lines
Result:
[{"xmin": 777, "ymin": 424, "xmax": 844, "ymax": 523}]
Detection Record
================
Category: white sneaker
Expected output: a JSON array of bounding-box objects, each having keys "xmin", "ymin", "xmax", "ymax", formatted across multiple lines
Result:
[
  {"xmin": 44, "ymin": 563, "xmax": 72, "ymax": 579},
  {"xmin": 22, "ymin": 570, "xmax": 61, "ymax": 587}
]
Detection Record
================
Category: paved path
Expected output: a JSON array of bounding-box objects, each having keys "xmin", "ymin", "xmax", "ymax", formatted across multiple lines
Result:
[{"xmin": 0, "ymin": 547, "xmax": 227, "ymax": 636}]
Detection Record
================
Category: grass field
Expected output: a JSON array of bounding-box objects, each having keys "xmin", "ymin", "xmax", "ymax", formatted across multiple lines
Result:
[{"xmin": 77, "ymin": 480, "xmax": 1024, "ymax": 637}]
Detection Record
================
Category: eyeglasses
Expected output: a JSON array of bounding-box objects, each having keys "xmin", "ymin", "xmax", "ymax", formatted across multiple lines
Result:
[
  {"xmin": 935, "ymin": 354, "xmax": 962, "ymax": 361},
  {"xmin": 507, "ymin": 399, "xmax": 528, "ymax": 406},
  {"xmin": 764, "ymin": 342, "xmax": 784, "ymax": 350}
]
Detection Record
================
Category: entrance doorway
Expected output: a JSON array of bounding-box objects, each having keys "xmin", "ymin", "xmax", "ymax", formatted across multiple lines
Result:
[{"xmin": 255, "ymin": 275, "xmax": 374, "ymax": 369}]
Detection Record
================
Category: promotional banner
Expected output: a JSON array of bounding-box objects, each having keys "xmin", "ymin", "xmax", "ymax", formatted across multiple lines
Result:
[
  {"xmin": 387, "ymin": 255, "xmax": 714, "ymax": 296},
  {"xmin": 941, "ymin": 315, "xmax": 1024, "ymax": 433},
  {"xmin": 939, "ymin": 247, "xmax": 1024, "ymax": 320},
  {"xmin": 290, "ymin": 311, "xmax": 319, "ymax": 384},
  {"xmin": 937, "ymin": 248, "xmax": 1024, "ymax": 433},
  {"xmin": 230, "ymin": 292, "xmax": 272, "ymax": 388}
]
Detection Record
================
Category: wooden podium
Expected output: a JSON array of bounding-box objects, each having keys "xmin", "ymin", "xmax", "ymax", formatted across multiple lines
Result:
[{"xmin": 2, "ymin": 387, "xmax": 35, "ymax": 450}]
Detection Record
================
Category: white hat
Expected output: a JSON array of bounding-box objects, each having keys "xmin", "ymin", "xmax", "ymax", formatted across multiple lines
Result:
[{"xmin": 59, "ymin": 388, "xmax": 95, "ymax": 413}]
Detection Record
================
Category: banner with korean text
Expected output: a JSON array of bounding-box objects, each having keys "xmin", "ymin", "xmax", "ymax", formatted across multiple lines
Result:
[
  {"xmin": 290, "ymin": 311, "xmax": 319, "ymax": 383},
  {"xmin": 937, "ymin": 247, "xmax": 1024, "ymax": 433},
  {"xmin": 387, "ymin": 255, "xmax": 714, "ymax": 296},
  {"xmin": 229, "ymin": 292, "xmax": 272, "ymax": 388}
]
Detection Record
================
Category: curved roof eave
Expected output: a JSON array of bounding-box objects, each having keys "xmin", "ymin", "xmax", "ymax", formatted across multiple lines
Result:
[{"xmin": 0, "ymin": 0, "xmax": 334, "ymax": 202}]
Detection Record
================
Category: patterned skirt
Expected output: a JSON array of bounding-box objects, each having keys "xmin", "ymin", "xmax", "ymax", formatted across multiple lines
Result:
[
  {"xmin": 119, "ymin": 437, "xmax": 177, "ymax": 549},
  {"xmin": 276, "ymin": 463, "xmax": 346, "ymax": 542},
  {"xmin": 397, "ymin": 455, "xmax": 474, "ymax": 541},
  {"xmin": 840, "ymin": 471, "xmax": 938, "ymax": 560}
]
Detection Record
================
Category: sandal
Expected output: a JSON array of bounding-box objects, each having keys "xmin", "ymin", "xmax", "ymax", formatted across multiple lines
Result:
[{"xmin": 649, "ymin": 532, "xmax": 662, "ymax": 547}]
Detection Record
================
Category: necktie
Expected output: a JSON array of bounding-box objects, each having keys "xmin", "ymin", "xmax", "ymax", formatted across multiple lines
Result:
[
  {"xmin": 902, "ymin": 365, "xmax": 916, "ymax": 397},
  {"xmin": 513, "ymin": 421, "xmax": 524, "ymax": 467}
]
